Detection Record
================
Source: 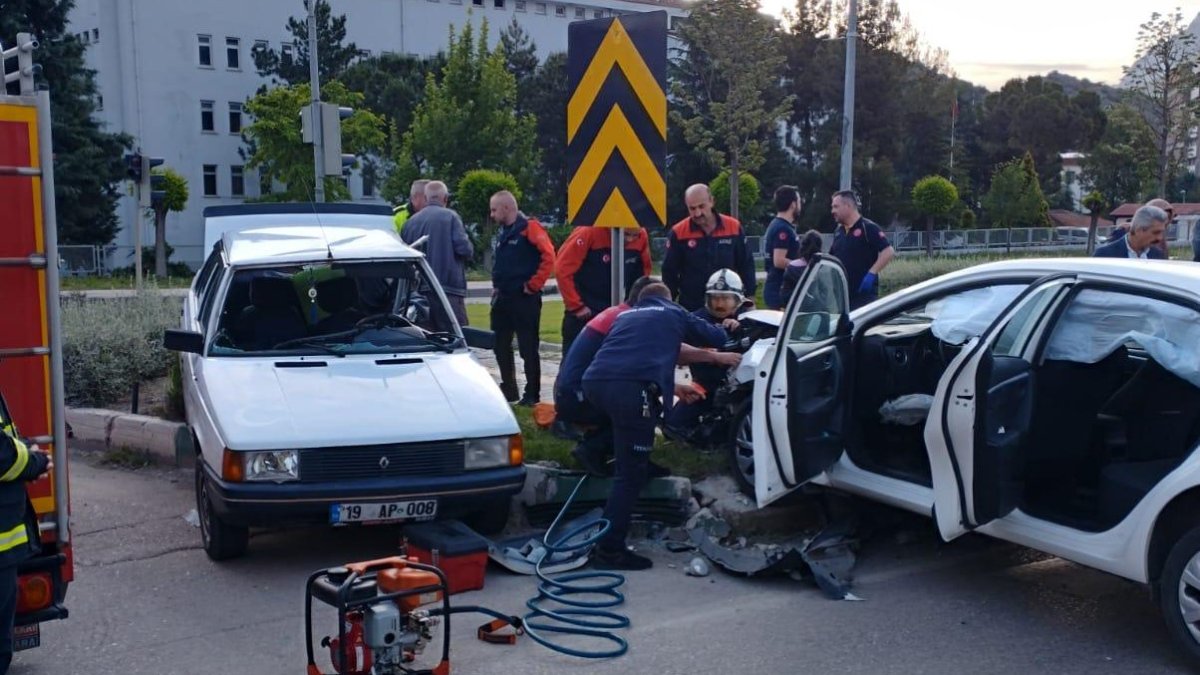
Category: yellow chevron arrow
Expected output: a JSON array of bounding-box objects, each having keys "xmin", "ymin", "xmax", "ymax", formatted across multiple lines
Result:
[
  {"xmin": 593, "ymin": 189, "xmax": 640, "ymax": 229},
  {"xmin": 567, "ymin": 18, "xmax": 666, "ymax": 144},
  {"xmin": 568, "ymin": 106, "xmax": 666, "ymax": 224}
]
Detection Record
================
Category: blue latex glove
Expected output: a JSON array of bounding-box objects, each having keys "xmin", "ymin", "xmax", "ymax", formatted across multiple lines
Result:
[{"xmin": 858, "ymin": 272, "xmax": 878, "ymax": 294}]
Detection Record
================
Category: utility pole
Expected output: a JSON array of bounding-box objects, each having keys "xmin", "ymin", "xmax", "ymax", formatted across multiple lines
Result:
[
  {"xmin": 839, "ymin": 0, "xmax": 858, "ymax": 191},
  {"xmin": 307, "ymin": 0, "xmax": 325, "ymax": 202}
]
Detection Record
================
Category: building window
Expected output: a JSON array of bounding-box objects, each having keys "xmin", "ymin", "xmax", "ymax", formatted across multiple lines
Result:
[
  {"xmin": 592, "ymin": 8, "xmax": 602, "ymax": 17},
  {"xmin": 556, "ymin": 4, "xmax": 566, "ymax": 16},
  {"xmin": 516, "ymin": 0, "xmax": 526, "ymax": 10},
  {"xmin": 253, "ymin": 39, "xmax": 269, "ymax": 56},
  {"xmin": 535, "ymin": 2, "xmax": 546, "ymax": 13},
  {"xmin": 574, "ymin": 6, "xmax": 584, "ymax": 17},
  {"xmin": 198, "ymin": 35, "xmax": 212, "ymax": 66},
  {"xmin": 358, "ymin": 49, "xmax": 371, "ymax": 59},
  {"xmin": 96, "ymin": 95, "xmax": 103, "ymax": 111},
  {"xmin": 449, "ymin": 0, "xmax": 461, "ymax": 5},
  {"xmin": 281, "ymin": 42, "xmax": 294, "ymax": 61},
  {"xmin": 93, "ymin": 28, "xmax": 99, "ymax": 41},
  {"xmin": 230, "ymin": 165, "xmax": 245, "ymax": 197},
  {"xmin": 494, "ymin": 0, "xmax": 505, "ymax": 7},
  {"xmin": 228, "ymin": 102, "xmax": 243, "ymax": 134},
  {"xmin": 81, "ymin": 31, "xmax": 89, "ymax": 44},
  {"xmin": 200, "ymin": 100, "xmax": 215, "ymax": 132},
  {"xmin": 225, "ymin": 37, "xmax": 240, "ymax": 69},
  {"xmin": 472, "ymin": 0, "xmax": 484, "ymax": 6},
  {"xmin": 203, "ymin": 165, "xmax": 218, "ymax": 197}
]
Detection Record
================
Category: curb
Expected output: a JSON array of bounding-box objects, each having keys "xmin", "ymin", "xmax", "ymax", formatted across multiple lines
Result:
[{"xmin": 67, "ymin": 408, "xmax": 192, "ymax": 467}]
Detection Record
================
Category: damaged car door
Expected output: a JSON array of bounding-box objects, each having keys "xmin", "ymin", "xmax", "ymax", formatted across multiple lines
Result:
[
  {"xmin": 924, "ymin": 274, "xmax": 1076, "ymax": 540},
  {"xmin": 752, "ymin": 255, "xmax": 852, "ymax": 507}
]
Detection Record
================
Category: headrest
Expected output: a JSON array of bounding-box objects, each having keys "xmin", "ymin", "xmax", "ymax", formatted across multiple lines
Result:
[
  {"xmin": 249, "ymin": 276, "xmax": 297, "ymax": 309},
  {"xmin": 315, "ymin": 276, "xmax": 359, "ymax": 314}
]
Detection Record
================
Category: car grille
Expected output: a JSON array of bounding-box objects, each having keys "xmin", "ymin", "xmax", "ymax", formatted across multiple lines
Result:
[{"xmin": 299, "ymin": 441, "xmax": 466, "ymax": 482}]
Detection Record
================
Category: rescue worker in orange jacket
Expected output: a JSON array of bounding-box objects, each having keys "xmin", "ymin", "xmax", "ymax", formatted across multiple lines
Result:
[
  {"xmin": 489, "ymin": 191, "xmax": 557, "ymax": 406},
  {"xmin": 554, "ymin": 226, "xmax": 651, "ymax": 355},
  {"xmin": 662, "ymin": 184, "xmax": 757, "ymax": 311},
  {"xmin": 0, "ymin": 391, "xmax": 51, "ymax": 674}
]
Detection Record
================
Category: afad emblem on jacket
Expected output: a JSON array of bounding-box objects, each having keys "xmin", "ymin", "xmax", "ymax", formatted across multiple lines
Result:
[{"xmin": 688, "ymin": 240, "xmax": 697, "ymax": 248}]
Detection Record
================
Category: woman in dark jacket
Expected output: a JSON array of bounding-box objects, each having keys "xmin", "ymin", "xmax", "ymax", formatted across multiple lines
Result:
[{"xmin": 778, "ymin": 230, "xmax": 825, "ymax": 304}]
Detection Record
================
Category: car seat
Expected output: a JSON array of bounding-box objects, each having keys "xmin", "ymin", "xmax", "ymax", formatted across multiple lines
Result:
[
  {"xmin": 312, "ymin": 276, "xmax": 364, "ymax": 335},
  {"xmin": 238, "ymin": 276, "xmax": 308, "ymax": 350}
]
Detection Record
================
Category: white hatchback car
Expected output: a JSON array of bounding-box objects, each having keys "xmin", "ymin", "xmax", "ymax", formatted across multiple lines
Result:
[
  {"xmin": 751, "ymin": 254, "xmax": 1200, "ymax": 664},
  {"xmin": 165, "ymin": 204, "xmax": 523, "ymax": 561}
]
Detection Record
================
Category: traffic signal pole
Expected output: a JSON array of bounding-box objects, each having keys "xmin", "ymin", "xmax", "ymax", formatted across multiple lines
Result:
[{"xmin": 307, "ymin": 0, "xmax": 325, "ymax": 203}]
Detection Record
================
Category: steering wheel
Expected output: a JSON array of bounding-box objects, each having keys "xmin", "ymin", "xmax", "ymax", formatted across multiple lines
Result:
[{"xmin": 354, "ymin": 312, "xmax": 413, "ymax": 330}]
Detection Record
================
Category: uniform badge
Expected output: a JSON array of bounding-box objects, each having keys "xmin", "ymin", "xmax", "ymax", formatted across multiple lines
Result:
[
  {"xmin": 575, "ymin": 237, "xmax": 585, "ymax": 247},
  {"xmin": 688, "ymin": 240, "xmax": 697, "ymax": 248},
  {"xmin": 602, "ymin": 254, "xmax": 611, "ymax": 263},
  {"xmin": 779, "ymin": 232, "xmax": 788, "ymax": 240},
  {"xmin": 853, "ymin": 228, "xmax": 863, "ymax": 237}
]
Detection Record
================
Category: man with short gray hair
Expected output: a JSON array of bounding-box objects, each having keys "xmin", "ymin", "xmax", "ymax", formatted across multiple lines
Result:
[
  {"xmin": 1094, "ymin": 205, "xmax": 1168, "ymax": 260},
  {"xmin": 400, "ymin": 180, "xmax": 473, "ymax": 330},
  {"xmin": 393, "ymin": 179, "xmax": 430, "ymax": 234}
]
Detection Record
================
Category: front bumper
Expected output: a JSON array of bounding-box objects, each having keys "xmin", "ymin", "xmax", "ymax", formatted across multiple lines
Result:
[{"xmin": 202, "ymin": 462, "xmax": 526, "ymax": 527}]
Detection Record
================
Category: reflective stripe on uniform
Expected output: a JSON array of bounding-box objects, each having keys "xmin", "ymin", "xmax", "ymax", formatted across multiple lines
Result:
[
  {"xmin": 0, "ymin": 428, "xmax": 29, "ymax": 483},
  {"xmin": 0, "ymin": 522, "xmax": 28, "ymax": 553}
]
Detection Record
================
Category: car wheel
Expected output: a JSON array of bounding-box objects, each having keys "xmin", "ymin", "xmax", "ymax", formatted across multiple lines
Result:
[
  {"xmin": 464, "ymin": 499, "xmax": 511, "ymax": 536},
  {"xmin": 726, "ymin": 402, "xmax": 755, "ymax": 498},
  {"xmin": 195, "ymin": 461, "xmax": 249, "ymax": 561},
  {"xmin": 1159, "ymin": 525, "xmax": 1200, "ymax": 665}
]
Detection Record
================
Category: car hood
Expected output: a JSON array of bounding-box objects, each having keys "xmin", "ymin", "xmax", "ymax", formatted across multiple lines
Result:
[{"xmin": 199, "ymin": 352, "xmax": 518, "ymax": 450}]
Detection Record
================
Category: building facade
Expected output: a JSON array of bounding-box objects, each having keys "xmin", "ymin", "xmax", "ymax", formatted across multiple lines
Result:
[{"xmin": 67, "ymin": 0, "xmax": 686, "ymax": 268}]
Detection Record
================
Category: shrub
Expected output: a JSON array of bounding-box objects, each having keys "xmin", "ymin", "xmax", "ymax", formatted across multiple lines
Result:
[
  {"xmin": 710, "ymin": 170, "xmax": 761, "ymax": 220},
  {"xmin": 61, "ymin": 292, "xmax": 182, "ymax": 407}
]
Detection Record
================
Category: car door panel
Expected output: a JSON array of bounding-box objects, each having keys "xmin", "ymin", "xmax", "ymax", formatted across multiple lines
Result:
[
  {"xmin": 786, "ymin": 340, "xmax": 850, "ymax": 479},
  {"xmin": 974, "ymin": 354, "xmax": 1034, "ymax": 525}
]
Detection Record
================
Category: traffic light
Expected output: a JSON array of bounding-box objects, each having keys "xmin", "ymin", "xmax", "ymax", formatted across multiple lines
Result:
[
  {"xmin": 145, "ymin": 157, "xmax": 166, "ymax": 207},
  {"xmin": 300, "ymin": 103, "xmax": 359, "ymax": 175},
  {"xmin": 124, "ymin": 152, "xmax": 143, "ymax": 182}
]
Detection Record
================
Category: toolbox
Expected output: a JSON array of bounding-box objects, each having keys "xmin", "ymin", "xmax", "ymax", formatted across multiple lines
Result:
[{"xmin": 402, "ymin": 520, "xmax": 490, "ymax": 595}]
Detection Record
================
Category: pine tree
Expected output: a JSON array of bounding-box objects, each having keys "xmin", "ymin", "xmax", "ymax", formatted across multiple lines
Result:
[
  {"xmin": 253, "ymin": 0, "xmax": 360, "ymax": 86},
  {"xmin": 2, "ymin": 0, "xmax": 132, "ymax": 245}
]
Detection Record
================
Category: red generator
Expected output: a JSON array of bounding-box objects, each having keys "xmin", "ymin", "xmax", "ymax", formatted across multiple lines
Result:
[{"xmin": 403, "ymin": 521, "xmax": 489, "ymax": 595}]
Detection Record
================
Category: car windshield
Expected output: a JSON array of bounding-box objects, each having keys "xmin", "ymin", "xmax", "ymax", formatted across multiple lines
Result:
[{"xmin": 208, "ymin": 259, "xmax": 459, "ymax": 356}]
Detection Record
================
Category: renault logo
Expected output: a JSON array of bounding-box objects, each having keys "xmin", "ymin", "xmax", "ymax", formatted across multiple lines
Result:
[{"xmin": 379, "ymin": 456, "xmax": 390, "ymax": 469}]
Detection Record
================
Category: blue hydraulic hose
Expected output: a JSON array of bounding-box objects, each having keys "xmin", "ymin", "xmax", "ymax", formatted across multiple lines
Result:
[{"xmin": 521, "ymin": 474, "xmax": 630, "ymax": 659}]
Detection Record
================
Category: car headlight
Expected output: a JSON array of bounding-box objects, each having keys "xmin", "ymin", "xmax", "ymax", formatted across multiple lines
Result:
[
  {"xmin": 243, "ymin": 450, "xmax": 299, "ymax": 482},
  {"xmin": 464, "ymin": 436, "xmax": 516, "ymax": 469}
]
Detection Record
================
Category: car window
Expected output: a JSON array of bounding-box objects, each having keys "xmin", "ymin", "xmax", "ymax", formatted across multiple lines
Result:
[
  {"xmin": 991, "ymin": 283, "xmax": 1065, "ymax": 358},
  {"xmin": 193, "ymin": 244, "xmax": 223, "ymax": 312},
  {"xmin": 787, "ymin": 262, "xmax": 846, "ymax": 344},
  {"xmin": 197, "ymin": 265, "xmax": 226, "ymax": 329},
  {"xmin": 209, "ymin": 260, "xmax": 457, "ymax": 357},
  {"xmin": 877, "ymin": 284, "xmax": 1025, "ymax": 344}
]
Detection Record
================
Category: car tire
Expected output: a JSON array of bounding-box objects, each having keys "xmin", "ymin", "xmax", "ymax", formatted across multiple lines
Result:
[
  {"xmin": 195, "ymin": 461, "xmax": 249, "ymax": 561},
  {"xmin": 464, "ymin": 499, "xmax": 511, "ymax": 536},
  {"xmin": 1158, "ymin": 525, "xmax": 1200, "ymax": 665},
  {"xmin": 726, "ymin": 402, "xmax": 755, "ymax": 498}
]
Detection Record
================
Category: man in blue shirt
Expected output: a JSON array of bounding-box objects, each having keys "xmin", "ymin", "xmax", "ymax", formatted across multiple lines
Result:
[
  {"xmin": 582, "ymin": 284, "xmax": 727, "ymax": 570},
  {"xmin": 763, "ymin": 186, "xmax": 801, "ymax": 309},
  {"xmin": 829, "ymin": 190, "xmax": 894, "ymax": 309}
]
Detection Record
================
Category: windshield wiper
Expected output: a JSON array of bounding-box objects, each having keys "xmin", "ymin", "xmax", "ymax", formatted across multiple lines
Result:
[{"xmin": 270, "ymin": 337, "xmax": 346, "ymax": 356}]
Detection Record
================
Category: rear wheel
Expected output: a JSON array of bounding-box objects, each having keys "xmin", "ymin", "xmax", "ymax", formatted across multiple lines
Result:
[
  {"xmin": 463, "ymin": 498, "xmax": 512, "ymax": 536},
  {"xmin": 726, "ymin": 402, "xmax": 755, "ymax": 497},
  {"xmin": 195, "ymin": 461, "xmax": 249, "ymax": 561},
  {"xmin": 1159, "ymin": 525, "xmax": 1200, "ymax": 666}
]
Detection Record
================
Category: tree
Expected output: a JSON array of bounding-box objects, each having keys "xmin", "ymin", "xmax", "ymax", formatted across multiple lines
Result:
[
  {"xmin": 499, "ymin": 18, "xmax": 539, "ymax": 107},
  {"xmin": 457, "ymin": 169, "xmax": 522, "ymax": 267},
  {"xmin": 1081, "ymin": 191, "xmax": 1107, "ymax": 255},
  {"xmin": 2, "ymin": 0, "xmax": 132, "ymax": 246},
  {"xmin": 983, "ymin": 152, "xmax": 1050, "ymax": 248},
  {"xmin": 959, "ymin": 208, "xmax": 976, "ymax": 230},
  {"xmin": 340, "ymin": 52, "xmax": 446, "ymax": 147},
  {"xmin": 253, "ymin": 0, "xmax": 360, "ymax": 85},
  {"xmin": 672, "ymin": 0, "xmax": 793, "ymax": 219},
  {"xmin": 388, "ymin": 21, "xmax": 540, "ymax": 201},
  {"xmin": 242, "ymin": 81, "xmax": 386, "ymax": 202},
  {"xmin": 1123, "ymin": 9, "xmax": 1200, "ymax": 196},
  {"xmin": 710, "ymin": 170, "xmax": 761, "ymax": 222},
  {"xmin": 911, "ymin": 175, "xmax": 957, "ymax": 257},
  {"xmin": 147, "ymin": 168, "xmax": 188, "ymax": 278},
  {"xmin": 524, "ymin": 52, "xmax": 569, "ymax": 218},
  {"xmin": 1082, "ymin": 103, "xmax": 1156, "ymax": 222}
]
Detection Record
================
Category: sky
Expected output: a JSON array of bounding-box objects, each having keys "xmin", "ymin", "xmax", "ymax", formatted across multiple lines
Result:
[{"xmin": 759, "ymin": 0, "xmax": 1200, "ymax": 91}]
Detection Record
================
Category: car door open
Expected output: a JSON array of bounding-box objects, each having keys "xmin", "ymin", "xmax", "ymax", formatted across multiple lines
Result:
[
  {"xmin": 752, "ymin": 255, "xmax": 851, "ymax": 507},
  {"xmin": 924, "ymin": 274, "xmax": 1075, "ymax": 540}
]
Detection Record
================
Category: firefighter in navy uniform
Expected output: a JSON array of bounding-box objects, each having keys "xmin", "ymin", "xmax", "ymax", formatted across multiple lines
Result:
[
  {"xmin": 554, "ymin": 225, "xmax": 652, "ymax": 354},
  {"xmin": 661, "ymin": 184, "xmax": 757, "ymax": 311},
  {"xmin": 0, "ymin": 393, "xmax": 51, "ymax": 673},
  {"xmin": 581, "ymin": 283, "xmax": 728, "ymax": 570}
]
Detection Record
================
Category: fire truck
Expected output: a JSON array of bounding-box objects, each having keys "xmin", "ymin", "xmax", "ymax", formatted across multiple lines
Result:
[{"xmin": 0, "ymin": 33, "xmax": 73, "ymax": 650}]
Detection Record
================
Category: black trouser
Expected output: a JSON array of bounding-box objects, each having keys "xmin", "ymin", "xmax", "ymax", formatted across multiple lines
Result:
[
  {"xmin": 491, "ymin": 292, "xmax": 542, "ymax": 400},
  {"xmin": 430, "ymin": 294, "xmax": 468, "ymax": 333},
  {"xmin": 583, "ymin": 379, "xmax": 659, "ymax": 553},
  {"xmin": 555, "ymin": 387, "xmax": 614, "ymax": 457},
  {"xmin": 0, "ymin": 564, "xmax": 15, "ymax": 674},
  {"xmin": 561, "ymin": 311, "xmax": 591, "ymax": 357}
]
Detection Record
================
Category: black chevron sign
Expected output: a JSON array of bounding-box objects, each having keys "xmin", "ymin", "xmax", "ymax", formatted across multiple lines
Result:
[{"xmin": 566, "ymin": 12, "xmax": 667, "ymax": 230}]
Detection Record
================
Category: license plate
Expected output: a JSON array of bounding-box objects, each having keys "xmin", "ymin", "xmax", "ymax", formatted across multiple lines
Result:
[
  {"xmin": 13, "ymin": 623, "xmax": 39, "ymax": 651},
  {"xmin": 330, "ymin": 499, "xmax": 438, "ymax": 525}
]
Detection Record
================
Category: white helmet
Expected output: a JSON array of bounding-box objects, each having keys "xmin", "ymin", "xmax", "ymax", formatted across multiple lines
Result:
[{"xmin": 705, "ymin": 268, "xmax": 744, "ymax": 302}]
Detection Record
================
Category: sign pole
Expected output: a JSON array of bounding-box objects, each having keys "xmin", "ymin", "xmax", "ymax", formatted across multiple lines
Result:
[{"xmin": 611, "ymin": 229, "xmax": 624, "ymax": 306}]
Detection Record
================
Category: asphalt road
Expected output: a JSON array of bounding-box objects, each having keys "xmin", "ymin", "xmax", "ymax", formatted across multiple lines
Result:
[{"xmin": 12, "ymin": 451, "xmax": 1196, "ymax": 675}]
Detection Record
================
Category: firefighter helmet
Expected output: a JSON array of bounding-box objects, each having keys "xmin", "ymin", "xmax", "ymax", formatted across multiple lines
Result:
[{"xmin": 705, "ymin": 268, "xmax": 745, "ymax": 302}]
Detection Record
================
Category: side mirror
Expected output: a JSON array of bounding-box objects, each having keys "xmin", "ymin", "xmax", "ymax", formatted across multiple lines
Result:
[
  {"xmin": 164, "ymin": 329, "xmax": 204, "ymax": 354},
  {"xmin": 462, "ymin": 327, "xmax": 495, "ymax": 350}
]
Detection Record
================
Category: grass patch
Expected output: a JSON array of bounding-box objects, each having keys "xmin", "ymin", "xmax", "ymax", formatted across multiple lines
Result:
[
  {"xmin": 101, "ymin": 446, "xmax": 155, "ymax": 469},
  {"xmin": 62, "ymin": 275, "xmax": 191, "ymax": 291},
  {"xmin": 512, "ymin": 405, "xmax": 726, "ymax": 481},
  {"xmin": 467, "ymin": 299, "xmax": 565, "ymax": 344}
]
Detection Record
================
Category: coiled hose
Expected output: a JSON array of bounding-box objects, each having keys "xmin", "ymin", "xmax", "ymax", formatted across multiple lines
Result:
[{"xmin": 520, "ymin": 474, "xmax": 630, "ymax": 658}]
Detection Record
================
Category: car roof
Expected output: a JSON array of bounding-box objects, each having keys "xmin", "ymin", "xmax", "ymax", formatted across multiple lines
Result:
[
  {"xmin": 223, "ymin": 224, "xmax": 421, "ymax": 267},
  {"xmin": 888, "ymin": 257, "xmax": 1200, "ymax": 304}
]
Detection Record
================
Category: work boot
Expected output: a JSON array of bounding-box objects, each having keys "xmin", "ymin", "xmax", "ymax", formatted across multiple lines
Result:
[
  {"xmin": 517, "ymin": 394, "xmax": 539, "ymax": 407},
  {"xmin": 500, "ymin": 383, "xmax": 520, "ymax": 403},
  {"xmin": 571, "ymin": 443, "xmax": 613, "ymax": 477},
  {"xmin": 591, "ymin": 547, "xmax": 653, "ymax": 571}
]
